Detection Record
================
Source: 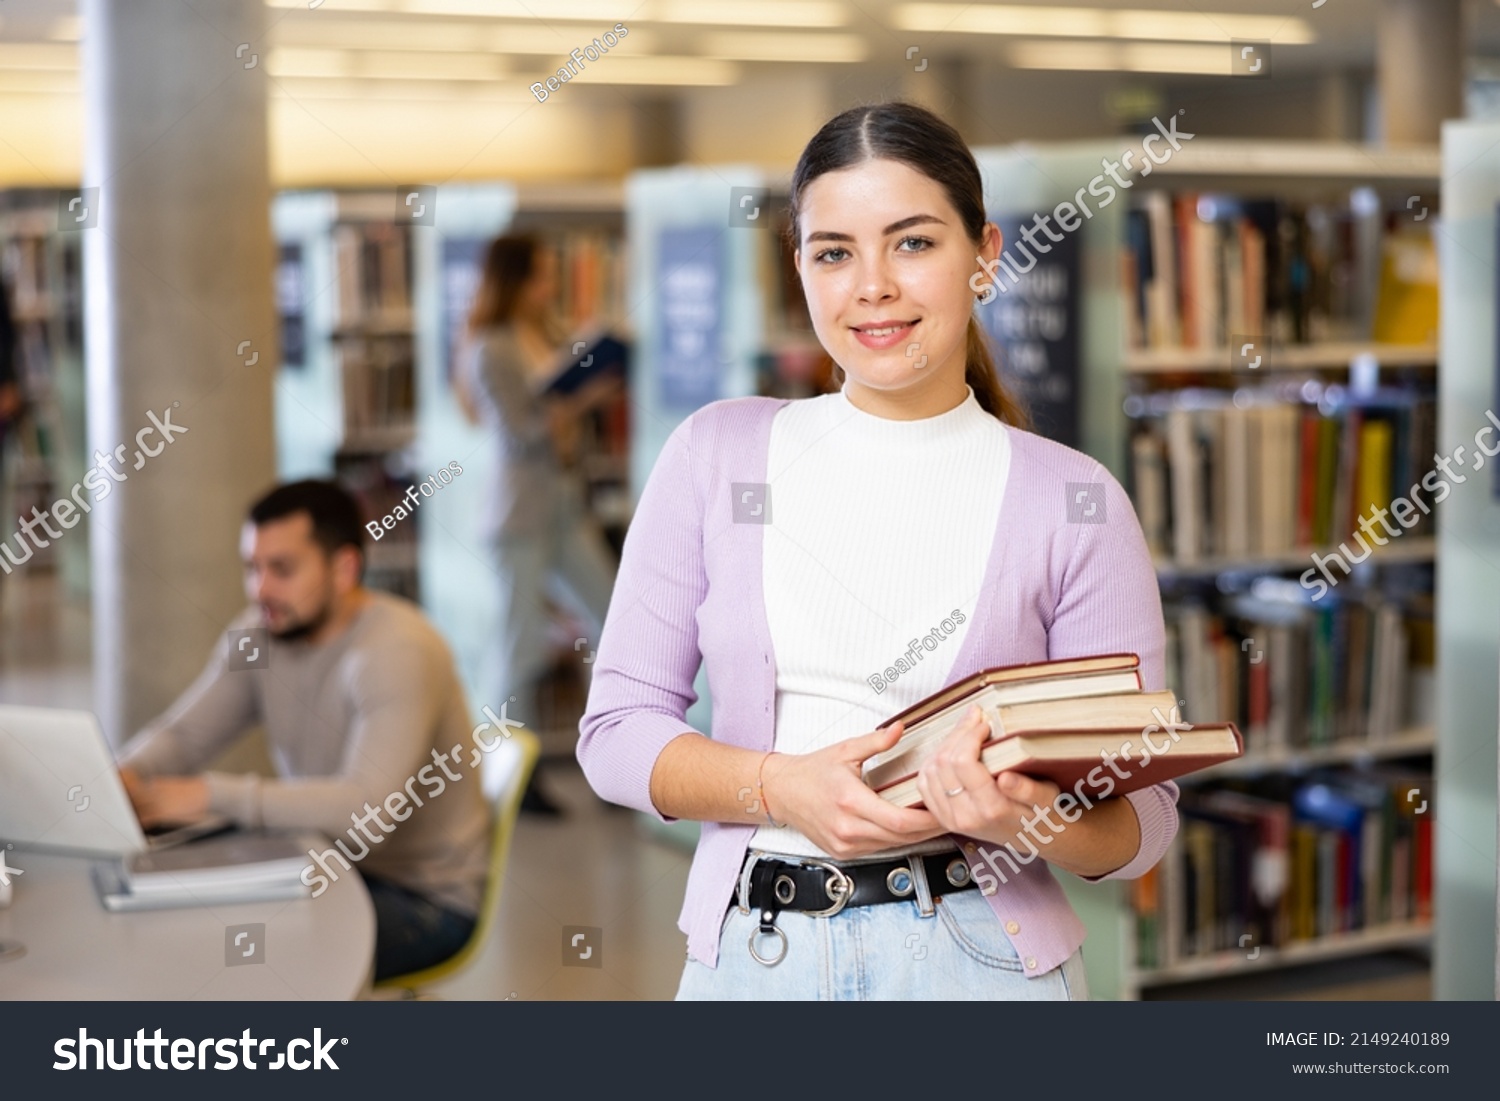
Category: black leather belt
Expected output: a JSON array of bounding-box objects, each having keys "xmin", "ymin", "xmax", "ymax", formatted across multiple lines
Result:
[
  {"xmin": 736, "ymin": 849, "xmax": 976, "ymax": 913},
  {"xmin": 734, "ymin": 848, "xmax": 976, "ymax": 965}
]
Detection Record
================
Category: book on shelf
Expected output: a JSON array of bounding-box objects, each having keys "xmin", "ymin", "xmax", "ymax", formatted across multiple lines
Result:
[
  {"xmin": 1130, "ymin": 385, "xmax": 1437, "ymax": 564},
  {"xmin": 1165, "ymin": 583, "xmax": 1433, "ymax": 758},
  {"xmin": 1371, "ymin": 227, "xmax": 1439, "ymax": 345},
  {"xmin": 861, "ymin": 654, "xmax": 1243, "ymax": 809},
  {"xmin": 1123, "ymin": 191, "xmax": 1416, "ymax": 352},
  {"xmin": 534, "ymin": 231, "xmax": 627, "ymax": 332},
  {"xmin": 332, "ymin": 221, "xmax": 412, "ymax": 329},
  {"xmin": 1132, "ymin": 768, "xmax": 1433, "ymax": 971},
  {"xmin": 337, "ymin": 339, "xmax": 415, "ymax": 444}
]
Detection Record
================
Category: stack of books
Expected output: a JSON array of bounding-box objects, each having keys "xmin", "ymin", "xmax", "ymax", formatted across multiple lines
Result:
[
  {"xmin": 92, "ymin": 833, "xmax": 314, "ymax": 912},
  {"xmin": 862, "ymin": 654, "xmax": 1242, "ymax": 809}
]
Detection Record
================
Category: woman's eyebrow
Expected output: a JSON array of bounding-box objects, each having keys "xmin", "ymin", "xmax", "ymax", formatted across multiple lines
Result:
[{"xmin": 804, "ymin": 213, "xmax": 947, "ymax": 243}]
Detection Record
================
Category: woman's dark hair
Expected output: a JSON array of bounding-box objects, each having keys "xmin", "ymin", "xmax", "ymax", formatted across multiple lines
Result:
[
  {"xmin": 468, "ymin": 234, "xmax": 541, "ymax": 332},
  {"xmin": 786, "ymin": 101, "xmax": 1031, "ymax": 429}
]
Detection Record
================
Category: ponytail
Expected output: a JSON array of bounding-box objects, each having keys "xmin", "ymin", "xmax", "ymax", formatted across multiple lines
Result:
[{"xmin": 965, "ymin": 317, "xmax": 1031, "ymax": 430}]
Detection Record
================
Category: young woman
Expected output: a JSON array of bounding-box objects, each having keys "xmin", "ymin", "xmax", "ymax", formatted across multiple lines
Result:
[
  {"xmin": 457, "ymin": 235, "xmax": 621, "ymax": 815},
  {"xmin": 577, "ymin": 102, "xmax": 1177, "ymax": 999}
]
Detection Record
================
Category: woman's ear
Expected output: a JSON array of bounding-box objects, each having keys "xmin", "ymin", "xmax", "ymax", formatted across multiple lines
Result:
[
  {"xmin": 978, "ymin": 222, "xmax": 1003, "ymax": 270},
  {"xmin": 972, "ymin": 223, "xmax": 1004, "ymax": 303}
]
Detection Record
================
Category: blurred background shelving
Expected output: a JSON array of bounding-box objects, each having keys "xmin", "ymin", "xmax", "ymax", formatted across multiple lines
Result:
[{"xmin": 969, "ymin": 139, "xmax": 1444, "ymax": 999}]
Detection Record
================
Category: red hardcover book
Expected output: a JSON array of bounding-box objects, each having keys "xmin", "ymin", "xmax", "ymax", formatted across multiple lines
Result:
[
  {"xmin": 1175, "ymin": 195, "xmax": 1197, "ymax": 347},
  {"xmin": 1414, "ymin": 817, "xmax": 1433, "ymax": 921},
  {"xmin": 1247, "ymin": 648, "xmax": 1269, "ymax": 744},
  {"xmin": 1296, "ymin": 408, "xmax": 1319, "ymax": 547}
]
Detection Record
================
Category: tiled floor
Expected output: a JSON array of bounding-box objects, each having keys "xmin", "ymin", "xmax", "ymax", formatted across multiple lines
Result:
[{"xmin": 423, "ymin": 765, "xmax": 693, "ymax": 1001}]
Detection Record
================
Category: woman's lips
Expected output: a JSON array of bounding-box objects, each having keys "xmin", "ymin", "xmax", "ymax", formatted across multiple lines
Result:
[{"xmin": 851, "ymin": 320, "xmax": 917, "ymax": 350}]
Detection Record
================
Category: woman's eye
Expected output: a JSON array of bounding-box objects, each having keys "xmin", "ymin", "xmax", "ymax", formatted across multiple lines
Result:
[
  {"xmin": 813, "ymin": 247, "xmax": 849, "ymax": 265},
  {"xmin": 897, "ymin": 236, "xmax": 934, "ymax": 253}
]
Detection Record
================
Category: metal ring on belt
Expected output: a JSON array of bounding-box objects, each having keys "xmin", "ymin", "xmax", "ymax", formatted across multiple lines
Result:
[
  {"xmin": 734, "ymin": 849, "xmax": 976, "ymax": 966},
  {"xmin": 736, "ymin": 849, "xmax": 975, "ymax": 916}
]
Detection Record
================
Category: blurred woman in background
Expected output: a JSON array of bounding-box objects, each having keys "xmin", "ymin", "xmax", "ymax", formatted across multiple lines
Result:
[{"xmin": 457, "ymin": 235, "xmax": 621, "ymax": 816}]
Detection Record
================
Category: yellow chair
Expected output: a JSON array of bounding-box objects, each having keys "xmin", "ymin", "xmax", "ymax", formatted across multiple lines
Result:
[{"xmin": 374, "ymin": 725, "xmax": 539, "ymax": 994}]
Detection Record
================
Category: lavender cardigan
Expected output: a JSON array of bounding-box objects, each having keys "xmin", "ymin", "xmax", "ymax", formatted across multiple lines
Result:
[{"xmin": 577, "ymin": 396, "xmax": 1179, "ymax": 975}]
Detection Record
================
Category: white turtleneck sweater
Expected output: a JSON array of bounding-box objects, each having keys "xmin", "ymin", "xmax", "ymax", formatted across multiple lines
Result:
[{"xmin": 751, "ymin": 383, "xmax": 1012, "ymax": 859}]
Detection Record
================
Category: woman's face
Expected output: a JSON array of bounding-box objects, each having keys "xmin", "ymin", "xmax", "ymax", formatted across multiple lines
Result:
[
  {"xmin": 519, "ymin": 248, "xmax": 558, "ymax": 316},
  {"xmin": 794, "ymin": 158, "xmax": 999, "ymax": 414}
]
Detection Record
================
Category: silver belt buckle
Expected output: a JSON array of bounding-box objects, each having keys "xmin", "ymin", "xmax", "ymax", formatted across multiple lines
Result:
[
  {"xmin": 794, "ymin": 855, "xmax": 855, "ymax": 918},
  {"xmin": 736, "ymin": 850, "xmax": 765, "ymax": 916}
]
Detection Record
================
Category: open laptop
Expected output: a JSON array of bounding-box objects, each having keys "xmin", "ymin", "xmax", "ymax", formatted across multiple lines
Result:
[{"xmin": 0, "ymin": 705, "xmax": 233, "ymax": 856}]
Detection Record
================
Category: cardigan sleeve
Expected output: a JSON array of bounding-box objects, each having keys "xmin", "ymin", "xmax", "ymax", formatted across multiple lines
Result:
[
  {"xmin": 575, "ymin": 414, "xmax": 710, "ymax": 821},
  {"xmin": 1047, "ymin": 463, "xmax": 1179, "ymax": 882}
]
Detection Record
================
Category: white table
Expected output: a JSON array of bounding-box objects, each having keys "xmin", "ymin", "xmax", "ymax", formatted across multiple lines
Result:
[{"xmin": 0, "ymin": 847, "xmax": 375, "ymax": 999}]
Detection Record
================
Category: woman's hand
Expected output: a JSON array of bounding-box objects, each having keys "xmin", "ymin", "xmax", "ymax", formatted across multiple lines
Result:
[
  {"xmin": 915, "ymin": 705, "xmax": 1061, "ymax": 852},
  {"xmin": 760, "ymin": 722, "xmax": 951, "ymax": 860},
  {"xmin": 913, "ymin": 705, "xmax": 1142, "ymax": 877},
  {"xmin": 573, "ymin": 373, "xmax": 623, "ymax": 414},
  {"xmin": 545, "ymin": 396, "xmax": 582, "ymax": 462}
]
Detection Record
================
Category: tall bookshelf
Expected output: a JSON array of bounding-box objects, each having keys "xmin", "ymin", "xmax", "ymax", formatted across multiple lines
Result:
[
  {"xmin": 1432, "ymin": 118, "xmax": 1500, "ymax": 1001},
  {"xmin": 272, "ymin": 191, "xmax": 421, "ymax": 600},
  {"xmin": 975, "ymin": 140, "xmax": 1443, "ymax": 999},
  {"xmin": 0, "ymin": 191, "xmax": 88, "ymax": 596},
  {"xmin": 272, "ymin": 183, "xmax": 630, "ymax": 731}
]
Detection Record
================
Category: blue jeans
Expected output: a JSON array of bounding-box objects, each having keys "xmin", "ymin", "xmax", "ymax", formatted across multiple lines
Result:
[
  {"xmin": 676, "ymin": 873, "xmax": 1088, "ymax": 1001},
  {"xmin": 362, "ymin": 874, "xmax": 476, "ymax": 983}
]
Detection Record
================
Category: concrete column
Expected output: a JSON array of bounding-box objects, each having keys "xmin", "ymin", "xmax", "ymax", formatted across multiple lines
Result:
[
  {"xmin": 81, "ymin": 1, "xmax": 277, "ymax": 743},
  {"xmin": 1376, "ymin": 0, "xmax": 1464, "ymax": 145}
]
